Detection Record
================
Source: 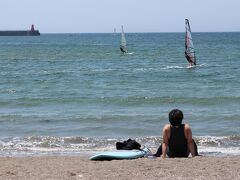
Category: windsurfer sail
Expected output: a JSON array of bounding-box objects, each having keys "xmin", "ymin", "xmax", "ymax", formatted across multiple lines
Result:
[
  {"xmin": 120, "ymin": 25, "xmax": 127, "ymax": 54},
  {"xmin": 185, "ymin": 19, "xmax": 196, "ymax": 66}
]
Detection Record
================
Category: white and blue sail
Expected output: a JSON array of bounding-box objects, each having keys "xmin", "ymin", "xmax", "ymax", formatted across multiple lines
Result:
[
  {"xmin": 185, "ymin": 19, "xmax": 196, "ymax": 65},
  {"xmin": 120, "ymin": 25, "xmax": 127, "ymax": 54}
]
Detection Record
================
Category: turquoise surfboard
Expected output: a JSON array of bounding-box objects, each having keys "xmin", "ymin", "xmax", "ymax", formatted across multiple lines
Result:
[{"xmin": 90, "ymin": 149, "xmax": 148, "ymax": 161}]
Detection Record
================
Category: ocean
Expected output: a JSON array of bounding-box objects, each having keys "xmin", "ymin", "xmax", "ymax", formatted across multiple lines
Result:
[{"xmin": 0, "ymin": 33, "xmax": 239, "ymax": 157}]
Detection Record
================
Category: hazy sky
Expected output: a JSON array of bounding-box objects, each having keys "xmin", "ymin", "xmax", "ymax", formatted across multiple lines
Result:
[{"xmin": 1, "ymin": 0, "xmax": 239, "ymax": 33}]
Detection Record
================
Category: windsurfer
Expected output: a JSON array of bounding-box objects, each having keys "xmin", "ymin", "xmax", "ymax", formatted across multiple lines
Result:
[
  {"xmin": 185, "ymin": 19, "xmax": 196, "ymax": 66},
  {"xmin": 185, "ymin": 51, "xmax": 196, "ymax": 66},
  {"xmin": 120, "ymin": 46, "xmax": 126, "ymax": 54},
  {"xmin": 120, "ymin": 25, "xmax": 127, "ymax": 54}
]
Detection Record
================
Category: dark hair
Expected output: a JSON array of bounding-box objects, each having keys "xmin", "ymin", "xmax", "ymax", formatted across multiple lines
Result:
[{"xmin": 169, "ymin": 109, "xmax": 184, "ymax": 126}]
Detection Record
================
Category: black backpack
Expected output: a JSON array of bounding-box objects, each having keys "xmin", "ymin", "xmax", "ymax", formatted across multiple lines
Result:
[{"xmin": 116, "ymin": 138, "xmax": 141, "ymax": 150}]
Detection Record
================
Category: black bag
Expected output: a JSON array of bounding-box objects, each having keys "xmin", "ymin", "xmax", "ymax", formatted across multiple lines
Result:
[{"xmin": 116, "ymin": 138, "xmax": 141, "ymax": 150}]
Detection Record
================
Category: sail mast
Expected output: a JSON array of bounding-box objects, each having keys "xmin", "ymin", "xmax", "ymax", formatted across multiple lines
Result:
[{"xmin": 185, "ymin": 19, "xmax": 196, "ymax": 65}]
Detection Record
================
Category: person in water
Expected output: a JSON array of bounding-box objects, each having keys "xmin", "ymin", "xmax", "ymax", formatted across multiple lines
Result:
[
  {"xmin": 155, "ymin": 109, "xmax": 199, "ymax": 158},
  {"xmin": 185, "ymin": 51, "xmax": 196, "ymax": 66},
  {"xmin": 120, "ymin": 46, "xmax": 126, "ymax": 54}
]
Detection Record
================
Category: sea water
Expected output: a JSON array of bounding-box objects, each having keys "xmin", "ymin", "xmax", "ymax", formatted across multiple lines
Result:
[{"xmin": 0, "ymin": 33, "xmax": 239, "ymax": 156}]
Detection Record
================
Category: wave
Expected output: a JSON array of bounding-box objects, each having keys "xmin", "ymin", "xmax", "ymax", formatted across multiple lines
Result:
[
  {"xmin": 0, "ymin": 135, "xmax": 239, "ymax": 157},
  {"xmin": 0, "ymin": 95, "xmax": 239, "ymax": 109},
  {"xmin": 0, "ymin": 96, "xmax": 239, "ymax": 110},
  {"xmin": 163, "ymin": 63, "xmax": 207, "ymax": 69}
]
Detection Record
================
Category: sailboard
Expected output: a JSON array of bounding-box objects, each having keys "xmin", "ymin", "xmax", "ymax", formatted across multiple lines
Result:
[
  {"xmin": 185, "ymin": 19, "xmax": 196, "ymax": 66},
  {"xmin": 120, "ymin": 25, "xmax": 127, "ymax": 54}
]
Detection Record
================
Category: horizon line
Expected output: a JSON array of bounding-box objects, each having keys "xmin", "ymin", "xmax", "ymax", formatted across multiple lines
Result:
[{"xmin": 40, "ymin": 31, "xmax": 240, "ymax": 34}]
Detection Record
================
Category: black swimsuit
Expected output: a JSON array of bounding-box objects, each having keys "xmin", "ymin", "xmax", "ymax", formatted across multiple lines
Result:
[{"xmin": 168, "ymin": 125, "xmax": 189, "ymax": 157}]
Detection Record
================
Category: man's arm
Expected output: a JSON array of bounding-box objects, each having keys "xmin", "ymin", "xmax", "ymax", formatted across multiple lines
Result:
[
  {"xmin": 185, "ymin": 124, "xmax": 196, "ymax": 157},
  {"xmin": 161, "ymin": 125, "xmax": 169, "ymax": 158}
]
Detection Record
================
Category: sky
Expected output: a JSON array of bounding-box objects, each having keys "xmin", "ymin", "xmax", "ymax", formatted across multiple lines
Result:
[{"xmin": 0, "ymin": 0, "xmax": 239, "ymax": 33}]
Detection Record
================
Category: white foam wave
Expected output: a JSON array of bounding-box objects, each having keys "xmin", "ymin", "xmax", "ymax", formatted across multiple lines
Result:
[
  {"xmin": 1, "ymin": 136, "xmax": 239, "ymax": 157},
  {"xmin": 163, "ymin": 66, "xmax": 186, "ymax": 69},
  {"xmin": 163, "ymin": 63, "xmax": 207, "ymax": 70},
  {"xmin": 198, "ymin": 146, "xmax": 240, "ymax": 156}
]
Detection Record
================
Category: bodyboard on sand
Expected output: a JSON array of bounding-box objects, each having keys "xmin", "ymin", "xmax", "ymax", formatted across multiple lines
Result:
[{"xmin": 90, "ymin": 150, "xmax": 147, "ymax": 161}]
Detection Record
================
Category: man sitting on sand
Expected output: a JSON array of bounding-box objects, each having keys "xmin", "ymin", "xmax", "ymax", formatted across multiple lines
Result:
[{"xmin": 155, "ymin": 109, "xmax": 199, "ymax": 158}]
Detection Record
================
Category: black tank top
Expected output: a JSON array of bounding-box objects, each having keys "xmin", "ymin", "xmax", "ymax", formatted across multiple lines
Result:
[{"xmin": 168, "ymin": 124, "xmax": 188, "ymax": 157}]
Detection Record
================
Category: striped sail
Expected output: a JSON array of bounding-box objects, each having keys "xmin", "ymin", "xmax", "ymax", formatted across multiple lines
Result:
[
  {"xmin": 120, "ymin": 25, "xmax": 127, "ymax": 53},
  {"xmin": 185, "ymin": 19, "xmax": 196, "ymax": 65}
]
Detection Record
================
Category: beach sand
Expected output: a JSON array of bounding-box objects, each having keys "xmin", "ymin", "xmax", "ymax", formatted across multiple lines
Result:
[{"xmin": 0, "ymin": 156, "xmax": 239, "ymax": 180}]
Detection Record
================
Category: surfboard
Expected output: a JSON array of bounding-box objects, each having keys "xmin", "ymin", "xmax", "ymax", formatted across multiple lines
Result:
[{"xmin": 90, "ymin": 149, "xmax": 147, "ymax": 161}]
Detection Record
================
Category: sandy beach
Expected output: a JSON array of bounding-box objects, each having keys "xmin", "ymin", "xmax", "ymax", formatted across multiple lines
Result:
[{"xmin": 0, "ymin": 156, "xmax": 239, "ymax": 180}]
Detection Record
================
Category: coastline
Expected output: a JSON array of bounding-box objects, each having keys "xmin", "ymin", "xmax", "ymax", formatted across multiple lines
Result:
[{"xmin": 0, "ymin": 156, "xmax": 239, "ymax": 180}]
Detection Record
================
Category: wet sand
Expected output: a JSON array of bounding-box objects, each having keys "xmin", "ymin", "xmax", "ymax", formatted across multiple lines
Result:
[{"xmin": 0, "ymin": 156, "xmax": 239, "ymax": 180}]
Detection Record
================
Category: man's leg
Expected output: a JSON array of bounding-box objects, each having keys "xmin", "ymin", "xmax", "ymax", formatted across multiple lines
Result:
[{"xmin": 154, "ymin": 144, "xmax": 162, "ymax": 157}]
